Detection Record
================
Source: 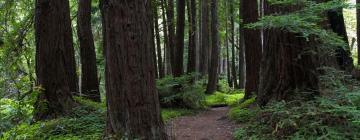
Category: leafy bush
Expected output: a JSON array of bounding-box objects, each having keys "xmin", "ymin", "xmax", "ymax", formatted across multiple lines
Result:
[
  {"xmin": 1, "ymin": 97, "xmax": 106, "ymax": 140},
  {"xmin": 233, "ymin": 92, "xmax": 360, "ymax": 140},
  {"xmin": 0, "ymin": 98, "xmax": 33, "ymax": 136},
  {"xmin": 156, "ymin": 75, "xmax": 206, "ymax": 109}
]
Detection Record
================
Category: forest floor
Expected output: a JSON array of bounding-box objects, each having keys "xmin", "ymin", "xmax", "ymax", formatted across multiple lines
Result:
[{"xmin": 166, "ymin": 107, "xmax": 238, "ymax": 140}]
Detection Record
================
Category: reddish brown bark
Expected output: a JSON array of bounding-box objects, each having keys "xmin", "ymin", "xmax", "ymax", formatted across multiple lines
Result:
[
  {"xmin": 174, "ymin": 0, "xmax": 186, "ymax": 77},
  {"xmin": 257, "ymin": 2, "xmax": 319, "ymax": 106},
  {"xmin": 200, "ymin": 0, "xmax": 210, "ymax": 76},
  {"xmin": 101, "ymin": 0, "xmax": 167, "ymax": 138},
  {"xmin": 34, "ymin": 0, "xmax": 77, "ymax": 121},
  {"xmin": 187, "ymin": 0, "xmax": 197, "ymax": 74},
  {"xmin": 206, "ymin": 0, "xmax": 219, "ymax": 94},
  {"xmin": 77, "ymin": 0, "xmax": 100, "ymax": 102},
  {"xmin": 241, "ymin": 0, "xmax": 262, "ymax": 99}
]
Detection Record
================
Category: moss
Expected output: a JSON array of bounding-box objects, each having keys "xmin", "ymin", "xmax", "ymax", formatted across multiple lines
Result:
[
  {"xmin": 161, "ymin": 108, "xmax": 196, "ymax": 122},
  {"xmin": 205, "ymin": 92, "xmax": 244, "ymax": 106}
]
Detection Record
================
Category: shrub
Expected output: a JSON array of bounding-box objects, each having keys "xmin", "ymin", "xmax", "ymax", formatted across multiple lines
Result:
[
  {"xmin": 156, "ymin": 75, "xmax": 206, "ymax": 109},
  {"xmin": 233, "ymin": 92, "xmax": 360, "ymax": 140}
]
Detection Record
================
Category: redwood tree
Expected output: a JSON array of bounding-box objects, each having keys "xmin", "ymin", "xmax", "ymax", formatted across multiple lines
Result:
[
  {"xmin": 241, "ymin": 0, "xmax": 262, "ymax": 99},
  {"xmin": 167, "ymin": 0, "xmax": 176, "ymax": 75},
  {"xmin": 200, "ymin": 0, "xmax": 210, "ymax": 76},
  {"xmin": 257, "ymin": 2, "xmax": 319, "ymax": 106},
  {"xmin": 34, "ymin": 0, "xmax": 77, "ymax": 120},
  {"xmin": 101, "ymin": 0, "xmax": 167, "ymax": 138},
  {"xmin": 174, "ymin": 0, "xmax": 186, "ymax": 77},
  {"xmin": 229, "ymin": 0, "xmax": 237, "ymax": 88},
  {"xmin": 206, "ymin": 0, "xmax": 219, "ymax": 94},
  {"xmin": 154, "ymin": 1, "xmax": 165, "ymax": 78},
  {"xmin": 187, "ymin": 0, "xmax": 197, "ymax": 74},
  {"xmin": 77, "ymin": 0, "xmax": 100, "ymax": 102}
]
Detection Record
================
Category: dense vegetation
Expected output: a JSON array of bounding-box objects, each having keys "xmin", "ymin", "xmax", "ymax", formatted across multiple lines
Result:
[{"xmin": 2, "ymin": 0, "xmax": 360, "ymax": 139}]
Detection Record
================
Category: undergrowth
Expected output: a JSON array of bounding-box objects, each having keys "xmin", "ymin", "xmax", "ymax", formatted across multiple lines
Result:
[
  {"xmin": 1, "ymin": 97, "xmax": 197, "ymax": 140},
  {"xmin": 231, "ymin": 69, "xmax": 360, "ymax": 140}
]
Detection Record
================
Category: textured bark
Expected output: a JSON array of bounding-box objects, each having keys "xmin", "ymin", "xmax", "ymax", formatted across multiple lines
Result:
[
  {"xmin": 241, "ymin": 0, "xmax": 262, "ymax": 99},
  {"xmin": 257, "ymin": 3, "xmax": 319, "ymax": 106},
  {"xmin": 206, "ymin": 0, "xmax": 219, "ymax": 94},
  {"xmin": 77, "ymin": 0, "xmax": 100, "ymax": 102},
  {"xmin": 154, "ymin": 3, "xmax": 165, "ymax": 78},
  {"xmin": 230, "ymin": 0, "xmax": 238, "ymax": 88},
  {"xmin": 101, "ymin": 0, "xmax": 167, "ymax": 139},
  {"xmin": 174, "ymin": 0, "xmax": 186, "ymax": 77},
  {"xmin": 34, "ymin": 0, "xmax": 76, "ymax": 121},
  {"xmin": 187, "ymin": 0, "xmax": 197, "ymax": 74},
  {"xmin": 200, "ymin": 0, "xmax": 210, "ymax": 76},
  {"xmin": 167, "ymin": 0, "xmax": 176, "ymax": 76}
]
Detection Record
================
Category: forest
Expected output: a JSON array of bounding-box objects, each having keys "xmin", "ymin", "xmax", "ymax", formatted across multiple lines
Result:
[{"xmin": 1, "ymin": 0, "xmax": 360, "ymax": 139}]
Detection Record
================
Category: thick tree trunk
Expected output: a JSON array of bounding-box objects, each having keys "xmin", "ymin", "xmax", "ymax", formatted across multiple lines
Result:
[
  {"xmin": 174, "ymin": 0, "xmax": 186, "ymax": 77},
  {"xmin": 200, "ymin": 0, "xmax": 210, "ymax": 76},
  {"xmin": 101, "ymin": 0, "xmax": 167, "ymax": 139},
  {"xmin": 167, "ymin": 0, "xmax": 176, "ymax": 76},
  {"xmin": 257, "ymin": 2, "xmax": 319, "ymax": 106},
  {"xmin": 206, "ymin": 0, "xmax": 219, "ymax": 94},
  {"xmin": 230, "ymin": 0, "xmax": 238, "ymax": 88},
  {"xmin": 154, "ymin": 3, "xmax": 165, "ymax": 78},
  {"xmin": 187, "ymin": 0, "xmax": 196, "ymax": 74},
  {"xmin": 241, "ymin": 0, "xmax": 262, "ymax": 99},
  {"xmin": 77, "ymin": 0, "xmax": 100, "ymax": 102},
  {"xmin": 34, "ymin": 0, "xmax": 77, "ymax": 121}
]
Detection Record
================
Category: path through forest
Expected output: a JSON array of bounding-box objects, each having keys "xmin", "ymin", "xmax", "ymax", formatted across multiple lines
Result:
[{"xmin": 166, "ymin": 107, "xmax": 238, "ymax": 140}]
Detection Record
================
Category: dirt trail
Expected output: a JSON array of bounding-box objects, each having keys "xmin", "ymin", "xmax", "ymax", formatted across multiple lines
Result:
[{"xmin": 166, "ymin": 107, "xmax": 238, "ymax": 140}]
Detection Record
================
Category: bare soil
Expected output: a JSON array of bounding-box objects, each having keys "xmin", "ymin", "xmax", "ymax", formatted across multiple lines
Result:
[{"xmin": 166, "ymin": 107, "xmax": 238, "ymax": 140}]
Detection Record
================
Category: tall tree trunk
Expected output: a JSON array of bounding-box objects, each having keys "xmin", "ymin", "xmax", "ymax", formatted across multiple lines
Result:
[
  {"xmin": 257, "ymin": 2, "xmax": 319, "ymax": 106},
  {"xmin": 174, "ymin": 0, "xmax": 186, "ymax": 77},
  {"xmin": 230, "ymin": 0, "xmax": 238, "ymax": 88},
  {"xmin": 358, "ymin": 0, "xmax": 360, "ymax": 66},
  {"xmin": 225, "ymin": 0, "xmax": 232, "ymax": 87},
  {"xmin": 167, "ymin": 0, "xmax": 176, "ymax": 76},
  {"xmin": 187, "ymin": 0, "xmax": 197, "ymax": 74},
  {"xmin": 151, "ymin": 18, "xmax": 159, "ymax": 79},
  {"xmin": 77, "ymin": 0, "xmax": 100, "ymax": 102},
  {"xmin": 238, "ymin": 27, "xmax": 245, "ymax": 89},
  {"xmin": 34, "ymin": 0, "xmax": 77, "ymax": 121},
  {"xmin": 327, "ymin": 8, "xmax": 354, "ymax": 72},
  {"xmin": 200, "ymin": 0, "xmax": 210, "ymax": 76},
  {"xmin": 101, "ymin": 0, "xmax": 167, "ymax": 139},
  {"xmin": 241, "ymin": 0, "xmax": 262, "ymax": 99},
  {"xmin": 161, "ymin": 0, "xmax": 172, "ymax": 75},
  {"xmin": 154, "ymin": 2, "xmax": 165, "ymax": 78},
  {"xmin": 206, "ymin": 0, "xmax": 219, "ymax": 94}
]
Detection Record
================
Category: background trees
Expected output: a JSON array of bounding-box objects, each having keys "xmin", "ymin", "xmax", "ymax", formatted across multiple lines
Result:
[{"xmin": 3, "ymin": 0, "xmax": 360, "ymax": 139}]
